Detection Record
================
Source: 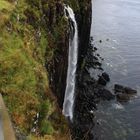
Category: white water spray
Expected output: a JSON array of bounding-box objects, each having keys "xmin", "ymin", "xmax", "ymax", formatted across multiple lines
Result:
[{"xmin": 62, "ymin": 5, "xmax": 78, "ymax": 121}]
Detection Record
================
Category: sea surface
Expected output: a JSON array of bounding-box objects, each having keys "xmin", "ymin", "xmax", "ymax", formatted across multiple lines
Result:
[{"xmin": 91, "ymin": 0, "xmax": 140, "ymax": 139}]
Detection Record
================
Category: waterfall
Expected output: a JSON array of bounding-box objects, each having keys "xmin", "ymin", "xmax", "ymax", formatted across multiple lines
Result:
[{"xmin": 62, "ymin": 5, "xmax": 78, "ymax": 121}]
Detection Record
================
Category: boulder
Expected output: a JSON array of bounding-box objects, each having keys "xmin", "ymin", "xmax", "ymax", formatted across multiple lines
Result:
[
  {"xmin": 98, "ymin": 76, "xmax": 107, "ymax": 86},
  {"xmin": 114, "ymin": 84, "xmax": 137, "ymax": 95},
  {"xmin": 98, "ymin": 89, "xmax": 115, "ymax": 100},
  {"xmin": 93, "ymin": 56, "xmax": 98, "ymax": 60},
  {"xmin": 102, "ymin": 72, "xmax": 110, "ymax": 82},
  {"xmin": 99, "ymin": 40, "xmax": 102, "ymax": 43},
  {"xmin": 93, "ymin": 47, "xmax": 97, "ymax": 51},
  {"xmin": 114, "ymin": 84, "xmax": 124, "ymax": 92},
  {"xmin": 117, "ymin": 94, "xmax": 130, "ymax": 102},
  {"xmin": 98, "ymin": 67, "xmax": 103, "ymax": 71},
  {"xmin": 124, "ymin": 87, "xmax": 137, "ymax": 95},
  {"xmin": 98, "ymin": 72, "xmax": 110, "ymax": 86},
  {"xmin": 94, "ymin": 62, "xmax": 102, "ymax": 66}
]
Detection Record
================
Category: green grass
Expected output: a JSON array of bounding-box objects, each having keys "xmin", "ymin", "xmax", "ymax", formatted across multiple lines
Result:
[
  {"xmin": 0, "ymin": 2, "xmax": 52, "ymax": 133},
  {"xmin": 0, "ymin": 29, "xmax": 45, "ymax": 132},
  {"xmin": 0, "ymin": 0, "xmax": 12, "ymax": 11},
  {"xmin": 40, "ymin": 120, "xmax": 54, "ymax": 135},
  {"xmin": 0, "ymin": 0, "xmax": 14, "ymax": 27},
  {"xmin": 0, "ymin": 0, "xmax": 70, "ymax": 138}
]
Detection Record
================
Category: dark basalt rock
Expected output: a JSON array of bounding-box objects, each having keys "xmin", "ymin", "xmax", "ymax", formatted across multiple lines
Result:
[
  {"xmin": 98, "ymin": 76, "xmax": 107, "ymax": 86},
  {"xmin": 98, "ymin": 67, "xmax": 104, "ymax": 71},
  {"xmin": 117, "ymin": 93, "xmax": 130, "ymax": 102},
  {"xmin": 93, "ymin": 47, "xmax": 97, "ymax": 51},
  {"xmin": 86, "ymin": 79, "xmax": 96, "ymax": 86},
  {"xmin": 71, "ymin": 123, "xmax": 95, "ymax": 140},
  {"xmin": 125, "ymin": 87, "xmax": 137, "ymax": 94},
  {"xmin": 98, "ymin": 72, "xmax": 110, "ymax": 86},
  {"xmin": 82, "ymin": 74, "xmax": 96, "ymax": 86},
  {"xmin": 114, "ymin": 84, "xmax": 124, "ymax": 92},
  {"xmin": 97, "ymin": 89, "xmax": 115, "ymax": 100},
  {"xmin": 93, "ymin": 56, "xmax": 98, "ymax": 60},
  {"xmin": 94, "ymin": 61, "xmax": 102, "ymax": 66},
  {"xmin": 114, "ymin": 84, "xmax": 137, "ymax": 95},
  {"xmin": 102, "ymin": 72, "xmax": 110, "ymax": 82},
  {"xmin": 73, "ymin": 83, "xmax": 97, "ymax": 139},
  {"xmin": 99, "ymin": 40, "xmax": 102, "ymax": 43},
  {"xmin": 115, "ymin": 84, "xmax": 137, "ymax": 102}
]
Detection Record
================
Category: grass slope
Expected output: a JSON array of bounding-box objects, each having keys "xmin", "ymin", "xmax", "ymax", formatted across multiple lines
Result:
[{"xmin": 0, "ymin": 0, "xmax": 69, "ymax": 139}]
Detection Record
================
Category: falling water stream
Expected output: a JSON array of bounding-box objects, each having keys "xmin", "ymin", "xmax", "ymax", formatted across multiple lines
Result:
[{"xmin": 62, "ymin": 5, "xmax": 78, "ymax": 121}]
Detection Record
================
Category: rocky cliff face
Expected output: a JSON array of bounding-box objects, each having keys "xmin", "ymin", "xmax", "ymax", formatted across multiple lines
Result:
[
  {"xmin": 42, "ymin": 1, "xmax": 69, "ymax": 108},
  {"xmin": 47, "ymin": 0, "xmax": 92, "ymax": 108},
  {"xmin": 76, "ymin": 0, "xmax": 92, "ymax": 68}
]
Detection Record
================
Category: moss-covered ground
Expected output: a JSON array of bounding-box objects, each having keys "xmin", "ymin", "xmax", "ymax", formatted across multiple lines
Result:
[{"xmin": 0, "ymin": 0, "xmax": 69, "ymax": 139}]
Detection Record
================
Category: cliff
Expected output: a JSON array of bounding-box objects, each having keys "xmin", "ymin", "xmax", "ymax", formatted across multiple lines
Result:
[
  {"xmin": 47, "ymin": 0, "xmax": 92, "ymax": 108},
  {"xmin": 0, "ymin": 0, "xmax": 92, "ymax": 139}
]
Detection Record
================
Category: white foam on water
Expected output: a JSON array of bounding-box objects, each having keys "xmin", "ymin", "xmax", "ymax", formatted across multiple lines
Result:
[{"xmin": 112, "ymin": 103, "xmax": 125, "ymax": 110}]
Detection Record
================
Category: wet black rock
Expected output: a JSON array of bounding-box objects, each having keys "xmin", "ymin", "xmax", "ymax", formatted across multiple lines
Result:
[
  {"xmin": 86, "ymin": 79, "xmax": 96, "ymax": 86},
  {"xmin": 97, "ymin": 89, "xmax": 115, "ymax": 100},
  {"xmin": 117, "ymin": 93, "xmax": 130, "ymax": 102},
  {"xmin": 125, "ymin": 87, "xmax": 137, "ymax": 95},
  {"xmin": 98, "ymin": 76, "xmax": 107, "ymax": 86},
  {"xmin": 83, "ymin": 76, "xmax": 96, "ymax": 87},
  {"xmin": 93, "ymin": 56, "xmax": 98, "ymax": 60},
  {"xmin": 93, "ymin": 47, "xmax": 97, "ymax": 51},
  {"xmin": 99, "ymin": 40, "xmax": 102, "ymax": 43},
  {"xmin": 94, "ymin": 61, "xmax": 102, "ymax": 66},
  {"xmin": 102, "ymin": 72, "xmax": 110, "ymax": 82},
  {"xmin": 114, "ymin": 84, "xmax": 137, "ymax": 95},
  {"xmin": 114, "ymin": 84, "xmax": 124, "ymax": 92},
  {"xmin": 96, "ymin": 54, "xmax": 100, "ymax": 57},
  {"xmin": 71, "ymin": 123, "xmax": 95, "ymax": 140},
  {"xmin": 100, "ymin": 57, "xmax": 104, "ymax": 61},
  {"xmin": 115, "ymin": 84, "xmax": 137, "ymax": 102},
  {"xmin": 98, "ymin": 72, "xmax": 110, "ymax": 86},
  {"xmin": 98, "ymin": 67, "xmax": 104, "ymax": 71}
]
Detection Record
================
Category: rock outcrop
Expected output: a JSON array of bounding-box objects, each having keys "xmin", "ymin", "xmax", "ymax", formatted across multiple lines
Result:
[{"xmin": 45, "ymin": 0, "xmax": 92, "ymax": 109}]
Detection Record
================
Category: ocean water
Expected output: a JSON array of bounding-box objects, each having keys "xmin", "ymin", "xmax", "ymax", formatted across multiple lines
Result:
[{"xmin": 91, "ymin": 0, "xmax": 140, "ymax": 139}]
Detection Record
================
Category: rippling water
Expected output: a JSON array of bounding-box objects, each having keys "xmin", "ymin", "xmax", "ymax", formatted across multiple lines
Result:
[{"xmin": 91, "ymin": 0, "xmax": 140, "ymax": 139}]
